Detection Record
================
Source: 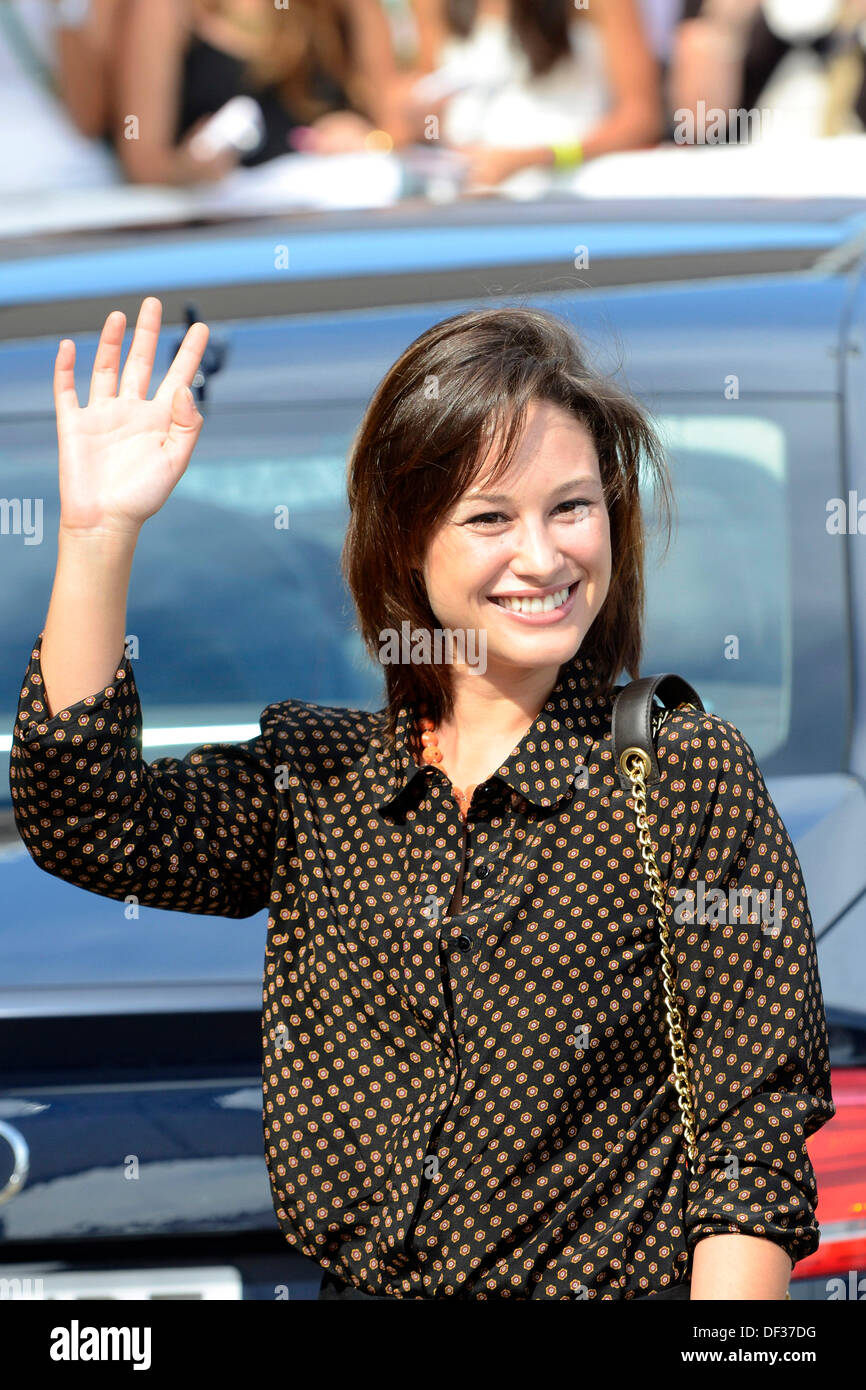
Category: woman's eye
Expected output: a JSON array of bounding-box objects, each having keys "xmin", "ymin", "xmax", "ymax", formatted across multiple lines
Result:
[{"xmin": 464, "ymin": 498, "xmax": 594, "ymax": 527}]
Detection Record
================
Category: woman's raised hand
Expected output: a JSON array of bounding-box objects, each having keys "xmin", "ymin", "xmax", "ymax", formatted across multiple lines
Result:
[{"xmin": 53, "ymin": 296, "xmax": 209, "ymax": 539}]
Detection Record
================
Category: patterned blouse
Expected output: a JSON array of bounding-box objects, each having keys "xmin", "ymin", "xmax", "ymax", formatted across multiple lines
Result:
[{"xmin": 10, "ymin": 631, "xmax": 835, "ymax": 1299}]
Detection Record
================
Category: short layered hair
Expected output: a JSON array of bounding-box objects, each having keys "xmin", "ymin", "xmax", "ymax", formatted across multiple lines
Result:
[{"xmin": 341, "ymin": 305, "xmax": 674, "ymax": 740}]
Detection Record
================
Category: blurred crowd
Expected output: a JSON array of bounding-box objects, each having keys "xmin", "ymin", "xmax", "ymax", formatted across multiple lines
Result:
[{"xmin": 2, "ymin": 0, "xmax": 866, "ymax": 192}]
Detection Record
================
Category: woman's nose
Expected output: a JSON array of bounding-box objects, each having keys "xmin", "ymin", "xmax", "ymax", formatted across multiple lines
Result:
[{"xmin": 507, "ymin": 524, "xmax": 563, "ymax": 575}]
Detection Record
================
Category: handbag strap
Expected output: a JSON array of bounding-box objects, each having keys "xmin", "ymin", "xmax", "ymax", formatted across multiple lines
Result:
[
  {"xmin": 611, "ymin": 676, "xmax": 793, "ymax": 1298},
  {"xmin": 613, "ymin": 676, "xmax": 703, "ymax": 1180},
  {"xmin": 611, "ymin": 672, "xmax": 703, "ymax": 789}
]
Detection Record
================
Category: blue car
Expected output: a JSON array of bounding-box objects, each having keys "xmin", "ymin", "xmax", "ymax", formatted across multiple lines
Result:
[{"xmin": 1, "ymin": 195, "xmax": 864, "ymax": 1298}]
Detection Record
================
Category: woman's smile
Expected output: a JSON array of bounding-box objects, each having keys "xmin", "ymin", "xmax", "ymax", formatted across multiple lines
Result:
[{"xmin": 487, "ymin": 578, "xmax": 581, "ymax": 624}]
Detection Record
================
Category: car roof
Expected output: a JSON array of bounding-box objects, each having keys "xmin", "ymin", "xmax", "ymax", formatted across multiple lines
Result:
[{"xmin": 2, "ymin": 195, "xmax": 866, "ymax": 341}]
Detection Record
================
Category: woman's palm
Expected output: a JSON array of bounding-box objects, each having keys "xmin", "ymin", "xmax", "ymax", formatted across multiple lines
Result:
[{"xmin": 55, "ymin": 297, "xmax": 210, "ymax": 536}]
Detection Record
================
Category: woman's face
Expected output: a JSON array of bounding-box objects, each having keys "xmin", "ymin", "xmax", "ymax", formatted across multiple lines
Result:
[{"xmin": 421, "ymin": 398, "xmax": 612, "ymax": 680}]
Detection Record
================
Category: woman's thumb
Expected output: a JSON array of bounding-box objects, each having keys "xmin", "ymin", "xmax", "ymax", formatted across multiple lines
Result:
[
  {"xmin": 163, "ymin": 385, "xmax": 202, "ymax": 468},
  {"xmin": 172, "ymin": 384, "xmax": 198, "ymax": 422}
]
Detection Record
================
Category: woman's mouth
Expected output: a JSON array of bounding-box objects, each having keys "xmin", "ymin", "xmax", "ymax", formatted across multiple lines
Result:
[{"xmin": 487, "ymin": 580, "xmax": 580, "ymax": 624}]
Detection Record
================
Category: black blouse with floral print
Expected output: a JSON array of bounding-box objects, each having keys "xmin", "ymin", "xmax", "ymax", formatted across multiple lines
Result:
[{"xmin": 10, "ymin": 631, "xmax": 835, "ymax": 1298}]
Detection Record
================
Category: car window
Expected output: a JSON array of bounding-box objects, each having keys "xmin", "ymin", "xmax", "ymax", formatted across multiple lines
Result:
[
  {"xmin": 642, "ymin": 413, "xmax": 789, "ymax": 755},
  {"xmin": 638, "ymin": 401, "xmax": 847, "ymax": 773}
]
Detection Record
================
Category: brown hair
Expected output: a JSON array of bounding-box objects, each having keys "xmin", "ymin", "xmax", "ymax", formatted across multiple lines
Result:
[
  {"xmin": 445, "ymin": 0, "xmax": 580, "ymax": 77},
  {"xmin": 196, "ymin": 0, "xmax": 360, "ymax": 123},
  {"xmin": 341, "ymin": 305, "xmax": 674, "ymax": 743}
]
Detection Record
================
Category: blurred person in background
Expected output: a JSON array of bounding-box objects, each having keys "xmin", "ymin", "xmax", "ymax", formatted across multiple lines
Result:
[
  {"xmin": 666, "ymin": 0, "xmax": 758, "ymax": 126},
  {"xmin": 403, "ymin": 0, "xmax": 662, "ymax": 188},
  {"xmin": 113, "ymin": 0, "xmax": 410, "ymax": 185},
  {"xmin": 823, "ymin": 1, "xmax": 866, "ymax": 133},
  {"xmin": 0, "ymin": 0, "xmax": 122, "ymax": 193},
  {"xmin": 669, "ymin": 0, "xmax": 866, "ymax": 141},
  {"xmin": 738, "ymin": 0, "xmax": 866, "ymax": 136},
  {"xmin": 632, "ymin": 0, "xmax": 704, "ymax": 102},
  {"xmin": 49, "ymin": 0, "xmax": 121, "ymax": 139}
]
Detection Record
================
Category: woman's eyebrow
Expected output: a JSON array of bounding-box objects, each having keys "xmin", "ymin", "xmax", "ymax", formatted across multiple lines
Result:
[{"xmin": 463, "ymin": 475, "xmax": 601, "ymax": 504}]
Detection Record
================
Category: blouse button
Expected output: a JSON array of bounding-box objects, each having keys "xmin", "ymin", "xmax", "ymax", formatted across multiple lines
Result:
[
  {"xmin": 457, "ymin": 934, "xmax": 472, "ymax": 951},
  {"xmin": 476, "ymin": 863, "xmax": 493, "ymax": 880}
]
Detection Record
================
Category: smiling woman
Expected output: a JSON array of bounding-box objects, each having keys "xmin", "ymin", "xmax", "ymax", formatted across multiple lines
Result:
[{"xmin": 8, "ymin": 297, "xmax": 834, "ymax": 1300}]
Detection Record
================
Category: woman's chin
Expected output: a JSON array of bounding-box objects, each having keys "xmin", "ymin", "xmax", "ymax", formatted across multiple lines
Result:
[{"xmin": 482, "ymin": 623, "xmax": 585, "ymax": 670}]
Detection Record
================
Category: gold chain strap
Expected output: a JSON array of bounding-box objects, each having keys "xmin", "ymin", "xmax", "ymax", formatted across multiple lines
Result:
[{"xmin": 618, "ymin": 701, "xmax": 792, "ymax": 1300}]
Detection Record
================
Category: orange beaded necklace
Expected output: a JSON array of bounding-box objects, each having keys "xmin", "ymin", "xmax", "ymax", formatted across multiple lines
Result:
[{"xmin": 416, "ymin": 708, "xmax": 476, "ymax": 821}]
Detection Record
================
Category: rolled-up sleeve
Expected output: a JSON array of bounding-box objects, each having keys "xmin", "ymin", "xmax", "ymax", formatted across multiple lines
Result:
[
  {"xmin": 9, "ymin": 631, "xmax": 278, "ymax": 919},
  {"xmin": 650, "ymin": 709, "xmax": 836, "ymax": 1269}
]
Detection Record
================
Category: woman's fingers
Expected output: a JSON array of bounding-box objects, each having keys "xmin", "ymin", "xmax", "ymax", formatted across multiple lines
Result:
[
  {"xmin": 53, "ymin": 338, "xmax": 80, "ymax": 418},
  {"xmin": 153, "ymin": 321, "xmax": 210, "ymax": 406},
  {"xmin": 87, "ymin": 309, "xmax": 126, "ymax": 404},
  {"xmin": 118, "ymin": 296, "xmax": 162, "ymax": 399},
  {"xmin": 65, "ymin": 300, "xmax": 209, "ymax": 431}
]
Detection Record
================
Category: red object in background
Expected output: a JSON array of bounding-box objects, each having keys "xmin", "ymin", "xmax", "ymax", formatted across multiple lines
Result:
[{"xmin": 795, "ymin": 1068, "xmax": 866, "ymax": 1284}]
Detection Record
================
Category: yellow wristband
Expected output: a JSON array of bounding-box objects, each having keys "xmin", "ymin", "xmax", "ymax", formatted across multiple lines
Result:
[{"xmin": 552, "ymin": 140, "xmax": 584, "ymax": 170}]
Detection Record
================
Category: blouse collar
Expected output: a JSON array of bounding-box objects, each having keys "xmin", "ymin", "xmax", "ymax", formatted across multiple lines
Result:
[{"xmin": 356, "ymin": 648, "xmax": 615, "ymax": 812}]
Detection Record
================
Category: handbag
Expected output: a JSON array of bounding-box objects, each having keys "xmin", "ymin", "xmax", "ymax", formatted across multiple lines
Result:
[{"xmin": 611, "ymin": 674, "xmax": 792, "ymax": 1301}]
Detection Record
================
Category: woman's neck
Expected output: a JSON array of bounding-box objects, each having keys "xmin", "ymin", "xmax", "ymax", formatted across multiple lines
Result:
[{"xmin": 425, "ymin": 662, "xmax": 562, "ymax": 787}]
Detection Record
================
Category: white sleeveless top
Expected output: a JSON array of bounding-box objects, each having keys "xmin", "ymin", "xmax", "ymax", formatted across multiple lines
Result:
[{"xmin": 436, "ymin": 12, "xmax": 611, "ymax": 149}]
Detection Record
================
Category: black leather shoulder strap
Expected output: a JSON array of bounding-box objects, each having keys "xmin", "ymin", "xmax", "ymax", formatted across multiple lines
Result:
[{"xmin": 611, "ymin": 673, "xmax": 704, "ymax": 790}]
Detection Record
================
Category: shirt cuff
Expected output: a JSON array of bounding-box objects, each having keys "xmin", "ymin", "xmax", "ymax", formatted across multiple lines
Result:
[
  {"xmin": 14, "ymin": 630, "xmax": 134, "ymax": 747},
  {"xmin": 686, "ymin": 1145, "xmax": 824, "ymax": 1268},
  {"xmin": 10, "ymin": 630, "xmax": 142, "ymax": 830}
]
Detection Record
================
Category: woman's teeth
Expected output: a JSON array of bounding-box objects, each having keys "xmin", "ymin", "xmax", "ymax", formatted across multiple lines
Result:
[{"xmin": 490, "ymin": 583, "xmax": 574, "ymax": 614}]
